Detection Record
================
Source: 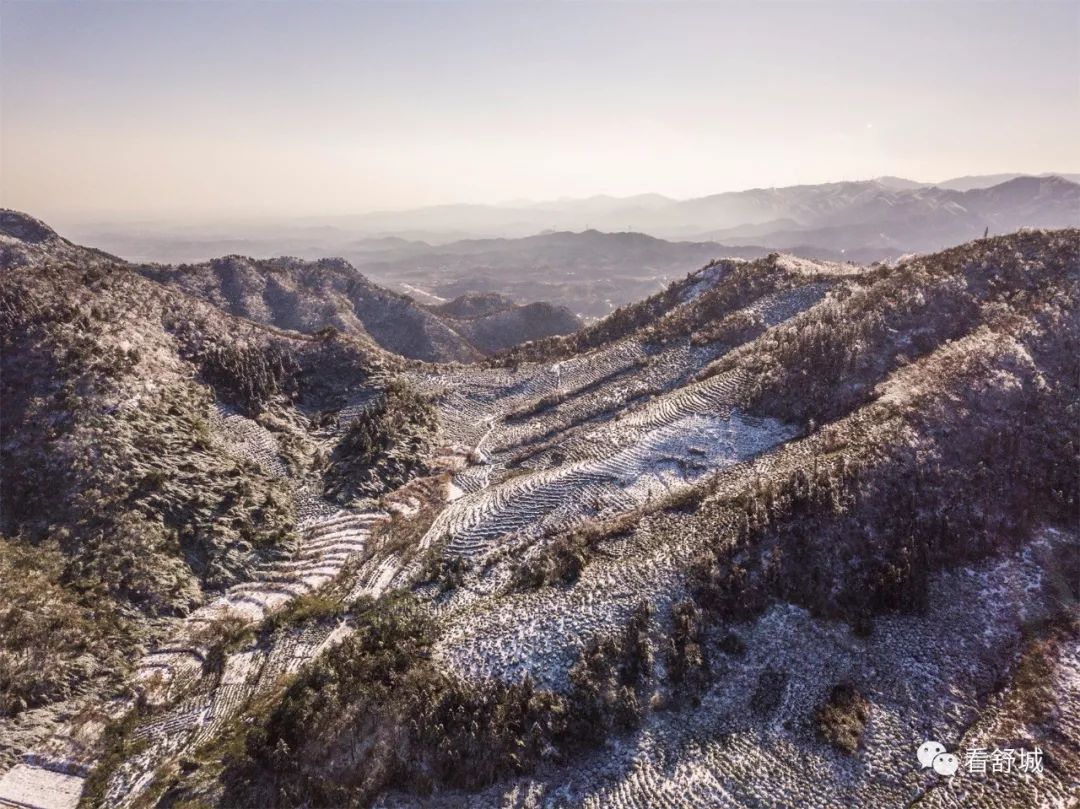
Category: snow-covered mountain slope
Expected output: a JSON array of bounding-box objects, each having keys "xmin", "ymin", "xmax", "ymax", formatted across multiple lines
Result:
[
  {"xmin": 1, "ymin": 217, "xmax": 1077, "ymax": 809},
  {"xmin": 134, "ymin": 252, "xmax": 582, "ymax": 363}
]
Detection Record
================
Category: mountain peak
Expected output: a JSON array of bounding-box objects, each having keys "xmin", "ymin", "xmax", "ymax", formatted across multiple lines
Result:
[{"xmin": 0, "ymin": 209, "xmax": 59, "ymax": 244}]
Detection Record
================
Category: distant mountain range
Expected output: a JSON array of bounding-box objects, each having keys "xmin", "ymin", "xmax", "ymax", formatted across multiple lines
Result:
[
  {"xmin": 334, "ymin": 174, "xmax": 1079, "ymax": 246},
  {"xmin": 63, "ymin": 173, "xmax": 1079, "ymax": 319},
  {"xmin": 683, "ymin": 175, "xmax": 1079, "ymax": 250},
  {"xmin": 352, "ymin": 173, "xmax": 1077, "ymax": 317}
]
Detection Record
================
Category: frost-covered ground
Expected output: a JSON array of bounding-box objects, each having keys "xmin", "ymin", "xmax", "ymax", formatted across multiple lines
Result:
[
  {"xmin": 0, "ymin": 404, "xmax": 386, "ymax": 809},
  {"xmin": 385, "ymin": 529, "xmax": 1079, "ymax": 809},
  {"xmin": 395, "ymin": 282, "xmax": 822, "ymax": 684}
]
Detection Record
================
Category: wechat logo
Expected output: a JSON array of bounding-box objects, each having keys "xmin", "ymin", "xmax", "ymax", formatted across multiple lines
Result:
[
  {"xmin": 918, "ymin": 740, "xmax": 959, "ymax": 776},
  {"xmin": 915, "ymin": 743, "xmax": 959, "ymax": 773}
]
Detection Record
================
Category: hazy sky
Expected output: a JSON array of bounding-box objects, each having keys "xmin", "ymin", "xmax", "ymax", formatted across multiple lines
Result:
[{"xmin": 2, "ymin": 1, "xmax": 1077, "ymax": 224}]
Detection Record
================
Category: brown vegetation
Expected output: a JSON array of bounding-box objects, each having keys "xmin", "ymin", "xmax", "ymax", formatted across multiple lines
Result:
[
  {"xmin": 218, "ymin": 594, "xmax": 654, "ymax": 807},
  {"xmin": 816, "ymin": 682, "xmax": 870, "ymax": 754}
]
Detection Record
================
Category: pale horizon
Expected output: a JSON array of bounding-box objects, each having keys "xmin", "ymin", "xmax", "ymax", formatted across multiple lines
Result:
[{"xmin": 2, "ymin": 0, "xmax": 1078, "ymax": 227}]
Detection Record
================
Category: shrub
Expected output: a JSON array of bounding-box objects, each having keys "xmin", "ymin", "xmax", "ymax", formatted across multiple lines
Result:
[
  {"xmin": 196, "ymin": 341, "xmax": 298, "ymax": 416},
  {"xmin": 220, "ymin": 593, "xmax": 654, "ymax": 807},
  {"xmin": 0, "ymin": 537, "xmax": 131, "ymax": 717},
  {"xmin": 323, "ymin": 378, "xmax": 438, "ymax": 504},
  {"xmin": 262, "ymin": 592, "xmax": 346, "ymax": 634},
  {"xmin": 666, "ymin": 600, "xmax": 709, "ymax": 698},
  {"xmin": 816, "ymin": 682, "xmax": 870, "ymax": 754},
  {"xmin": 513, "ymin": 532, "xmax": 589, "ymax": 588}
]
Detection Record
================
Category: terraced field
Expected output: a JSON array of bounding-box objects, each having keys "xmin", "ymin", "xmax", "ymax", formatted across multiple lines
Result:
[
  {"xmin": 4, "ymin": 235, "xmax": 1077, "ymax": 809},
  {"xmin": 396, "ymin": 530, "xmax": 1076, "ymax": 809},
  {"xmin": 0, "ymin": 402, "xmax": 384, "ymax": 809},
  {"xmin": 390, "ymin": 269, "xmax": 835, "ymax": 681}
]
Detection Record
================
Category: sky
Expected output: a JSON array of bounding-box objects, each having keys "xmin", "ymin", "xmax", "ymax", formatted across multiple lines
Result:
[{"xmin": 1, "ymin": 0, "xmax": 1078, "ymax": 225}]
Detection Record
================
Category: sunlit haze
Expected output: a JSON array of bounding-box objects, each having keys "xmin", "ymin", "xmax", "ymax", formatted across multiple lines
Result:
[{"xmin": 2, "ymin": 0, "xmax": 1077, "ymax": 226}]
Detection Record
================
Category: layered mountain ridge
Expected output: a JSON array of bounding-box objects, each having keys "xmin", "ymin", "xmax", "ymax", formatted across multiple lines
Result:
[
  {"xmin": 73, "ymin": 174, "xmax": 1077, "ymax": 321},
  {"xmin": 268, "ymin": 173, "xmax": 1080, "ymax": 243},
  {"xmin": 136, "ymin": 253, "xmax": 578, "ymax": 363}
]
